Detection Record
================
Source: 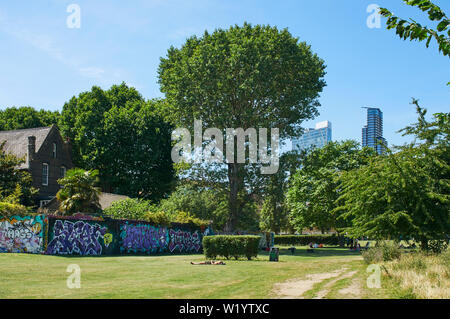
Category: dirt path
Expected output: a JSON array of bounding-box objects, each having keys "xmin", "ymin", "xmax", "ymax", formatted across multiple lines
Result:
[
  {"xmin": 338, "ymin": 279, "xmax": 362, "ymax": 298},
  {"xmin": 273, "ymin": 268, "xmax": 347, "ymax": 299},
  {"xmin": 273, "ymin": 268, "xmax": 361, "ymax": 299},
  {"xmin": 313, "ymin": 270, "xmax": 358, "ymax": 299}
]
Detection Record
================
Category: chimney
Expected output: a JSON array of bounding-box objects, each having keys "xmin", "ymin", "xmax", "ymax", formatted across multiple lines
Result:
[{"xmin": 28, "ymin": 136, "xmax": 36, "ymax": 165}]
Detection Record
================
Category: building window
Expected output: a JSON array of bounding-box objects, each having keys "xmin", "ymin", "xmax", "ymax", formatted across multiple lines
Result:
[
  {"xmin": 42, "ymin": 163, "xmax": 49, "ymax": 186},
  {"xmin": 60, "ymin": 166, "xmax": 66, "ymax": 178},
  {"xmin": 52, "ymin": 143, "xmax": 57, "ymax": 158}
]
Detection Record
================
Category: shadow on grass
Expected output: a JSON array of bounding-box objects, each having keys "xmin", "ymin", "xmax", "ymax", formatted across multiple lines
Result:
[{"xmin": 261, "ymin": 246, "xmax": 363, "ymax": 258}]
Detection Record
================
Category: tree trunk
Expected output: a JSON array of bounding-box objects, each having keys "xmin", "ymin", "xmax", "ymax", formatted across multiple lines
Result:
[{"xmin": 224, "ymin": 162, "xmax": 243, "ymax": 233}]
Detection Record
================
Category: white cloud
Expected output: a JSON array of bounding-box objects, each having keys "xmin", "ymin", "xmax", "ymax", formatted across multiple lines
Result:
[{"xmin": 78, "ymin": 67, "xmax": 105, "ymax": 79}]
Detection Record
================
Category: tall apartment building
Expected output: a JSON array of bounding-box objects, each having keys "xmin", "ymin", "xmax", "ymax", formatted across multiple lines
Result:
[
  {"xmin": 362, "ymin": 107, "xmax": 387, "ymax": 154},
  {"xmin": 292, "ymin": 120, "xmax": 332, "ymax": 152}
]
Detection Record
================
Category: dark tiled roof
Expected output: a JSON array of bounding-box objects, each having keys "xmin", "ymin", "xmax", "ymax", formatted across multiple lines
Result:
[{"xmin": 0, "ymin": 126, "xmax": 54, "ymax": 169}]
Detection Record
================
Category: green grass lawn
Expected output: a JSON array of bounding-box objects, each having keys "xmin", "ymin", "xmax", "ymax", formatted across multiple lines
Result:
[{"xmin": 0, "ymin": 246, "xmax": 392, "ymax": 299}]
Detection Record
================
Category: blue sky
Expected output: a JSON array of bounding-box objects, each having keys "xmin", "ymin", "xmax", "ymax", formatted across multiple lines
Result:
[{"xmin": 0, "ymin": 0, "xmax": 448, "ymax": 148}]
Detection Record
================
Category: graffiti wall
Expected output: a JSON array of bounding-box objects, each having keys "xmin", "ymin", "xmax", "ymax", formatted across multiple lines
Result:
[
  {"xmin": 119, "ymin": 222, "xmax": 206, "ymax": 254},
  {"xmin": 0, "ymin": 215, "xmax": 45, "ymax": 254},
  {"xmin": 46, "ymin": 217, "xmax": 117, "ymax": 256},
  {"xmin": 168, "ymin": 228, "xmax": 201, "ymax": 253},
  {"xmin": 0, "ymin": 214, "xmax": 212, "ymax": 256},
  {"xmin": 120, "ymin": 222, "xmax": 169, "ymax": 254}
]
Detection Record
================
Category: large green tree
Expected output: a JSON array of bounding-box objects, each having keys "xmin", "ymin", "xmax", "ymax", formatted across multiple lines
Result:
[
  {"xmin": 336, "ymin": 104, "xmax": 449, "ymax": 249},
  {"xmin": 0, "ymin": 107, "xmax": 60, "ymax": 131},
  {"xmin": 59, "ymin": 83, "xmax": 175, "ymax": 201},
  {"xmin": 286, "ymin": 141, "xmax": 375, "ymax": 234},
  {"xmin": 158, "ymin": 23, "xmax": 326, "ymax": 231}
]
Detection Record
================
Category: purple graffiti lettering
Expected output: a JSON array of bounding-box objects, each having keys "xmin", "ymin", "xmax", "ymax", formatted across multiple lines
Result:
[
  {"xmin": 47, "ymin": 220, "xmax": 108, "ymax": 255},
  {"xmin": 120, "ymin": 223, "xmax": 169, "ymax": 254},
  {"xmin": 168, "ymin": 229, "xmax": 201, "ymax": 253}
]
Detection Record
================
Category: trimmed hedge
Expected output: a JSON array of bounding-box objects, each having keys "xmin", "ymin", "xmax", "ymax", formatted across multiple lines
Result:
[
  {"xmin": 202, "ymin": 235, "xmax": 260, "ymax": 260},
  {"xmin": 275, "ymin": 234, "xmax": 341, "ymax": 246}
]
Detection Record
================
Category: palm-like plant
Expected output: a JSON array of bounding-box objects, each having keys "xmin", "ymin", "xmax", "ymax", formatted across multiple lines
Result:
[{"xmin": 56, "ymin": 168, "xmax": 102, "ymax": 215}]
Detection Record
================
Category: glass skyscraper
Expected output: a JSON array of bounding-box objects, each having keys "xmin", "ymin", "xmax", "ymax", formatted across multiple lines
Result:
[
  {"xmin": 292, "ymin": 121, "xmax": 332, "ymax": 151},
  {"xmin": 362, "ymin": 107, "xmax": 387, "ymax": 154}
]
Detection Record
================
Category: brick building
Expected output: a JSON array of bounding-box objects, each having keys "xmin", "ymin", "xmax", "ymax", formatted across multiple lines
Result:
[{"xmin": 0, "ymin": 125, "xmax": 74, "ymax": 207}]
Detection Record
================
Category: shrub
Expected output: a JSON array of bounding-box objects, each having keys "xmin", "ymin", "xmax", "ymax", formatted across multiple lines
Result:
[
  {"xmin": 274, "ymin": 234, "xmax": 340, "ymax": 246},
  {"xmin": 143, "ymin": 211, "xmax": 172, "ymax": 227},
  {"xmin": 362, "ymin": 242, "xmax": 401, "ymax": 264},
  {"xmin": 173, "ymin": 211, "xmax": 210, "ymax": 228},
  {"xmin": 426, "ymin": 240, "xmax": 449, "ymax": 254},
  {"xmin": 202, "ymin": 235, "xmax": 260, "ymax": 260},
  {"xmin": 0, "ymin": 201, "xmax": 29, "ymax": 217},
  {"xmin": 103, "ymin": 198, "xmax": 157, "ymax": 220}
]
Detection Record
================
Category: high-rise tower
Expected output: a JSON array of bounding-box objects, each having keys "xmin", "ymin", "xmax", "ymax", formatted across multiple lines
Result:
[{"xmin": 362, "ymin": 107, "xmax": 387, "ymax": 154}]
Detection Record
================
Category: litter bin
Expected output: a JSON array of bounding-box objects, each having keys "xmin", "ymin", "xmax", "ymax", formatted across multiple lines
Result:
[{"xmin": 269, "ymin": 247, "xmax": 279, "ymax": 262}]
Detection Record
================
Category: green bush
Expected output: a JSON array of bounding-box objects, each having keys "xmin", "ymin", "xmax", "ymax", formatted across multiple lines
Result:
[
  {"xmin": 104, "ymin": 198, "xmax": 156, "ymax": 220},
  {"xmin": 274, "ymin": 234, "xmax": 340, "ymax": 246},
  {"xmin": 202, "ymin": 235, "xmax": 260, "ymax": 260},
  {"xmin": 426, "ymin": 240, "xmax": 449, "ymax": 254},
  {"xmin": 173, "ymin": 211, "xmax": 210, "ymax": 228},
  {"xmin": 362, "ymin": 242, "xmax": 402, "ymax": 264},
  {"xmin": 0, "ymin": 201, "xmax": 29, "ymax": 217}
]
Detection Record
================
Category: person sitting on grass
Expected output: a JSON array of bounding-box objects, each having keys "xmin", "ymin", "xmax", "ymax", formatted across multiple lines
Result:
[{"xmin": 191, "ymin": 260, "xmax": 226, "ymax": 265}]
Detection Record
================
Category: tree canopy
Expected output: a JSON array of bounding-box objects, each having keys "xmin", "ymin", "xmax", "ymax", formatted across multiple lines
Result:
[
  {"xmin": 336, "ymin": 103, "xmax": 449, "ymax": 249},
  {"xmin": 287, "ymin": 140, "xmax": 376, "ymax": 234},
  {"xmin": 59, "ymin": 83, "xmax": 175, "ymax": 201},
  {"xmin": 0, "ymin": 107, "xmax": 60, "ymax": 131},
  {"xmin": 158, "ymin": 23, "xmax": 326, "ymax": 231}
]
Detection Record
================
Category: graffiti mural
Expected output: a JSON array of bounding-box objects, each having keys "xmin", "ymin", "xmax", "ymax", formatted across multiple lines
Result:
[
  {"xmin": 168, "ymin": 229, "xmax": 201, "ymax": 253},
  {"xmin": 47, "ymin": 219, "xmax": 112, "ymax": 255},
  {"xmin": 0, "ymin": 215, "xmax": 45, "ymax": 254},
  {"xmin": 120, "ymin": 223, "xmax": 169, "ymax": 254}
]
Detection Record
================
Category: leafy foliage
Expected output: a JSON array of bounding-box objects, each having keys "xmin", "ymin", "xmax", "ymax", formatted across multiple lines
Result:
[
  {"xmin": 172, "ymin": 211, "xmax": 210, "ymax": 228},
  {"xmin": 0, "ymin": 201, "xmax": 29, "ymax": 217},
  {"xmin": 379, "ymin": 0, "xmax": 449, "ymax": 57},
  {"xmin": 56, "ymin": 168, "xmax": 102, "ymax": 215},
  {"xmin": 202, "ymin": 235, "xmax": 260, "ymax": 260},
  {"xmin": 259, "ymin": 151, "xmax": 301, "ymax": 234},
  {"xmin": 59, "ymin": 83, "xmax": 175, "ymax": 201},
  {"xmin": 158, "ymin": 23, "xmax": 326, "ymax": 231},
  {"xmin": 0, "ymin": 142, "xmax": 37, "ymax": 206},
  {"xmin": 336, "ymin": 103, "xmax": 449, "ymax": 250},
  {"xmin": 103, "ymin": 197, "xmax": 208, "ymax": 227},
  {"xmin": 362, "ymin": 242, "xmax": 402, "ymax": 264},
  {"xmin": 286, "ymin": 140, "xmax": 375, "ymax": 234},
  {"xmin": 158, "ymin": 183, "xmax": 228, "ymax": 229},
  {"xmin": 0, "ymin": 107, "xmax": 60, "ymax": 131},
  {"xmin": 103, "ymin": 198, "xmax": 158, "ymax": 220}
]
